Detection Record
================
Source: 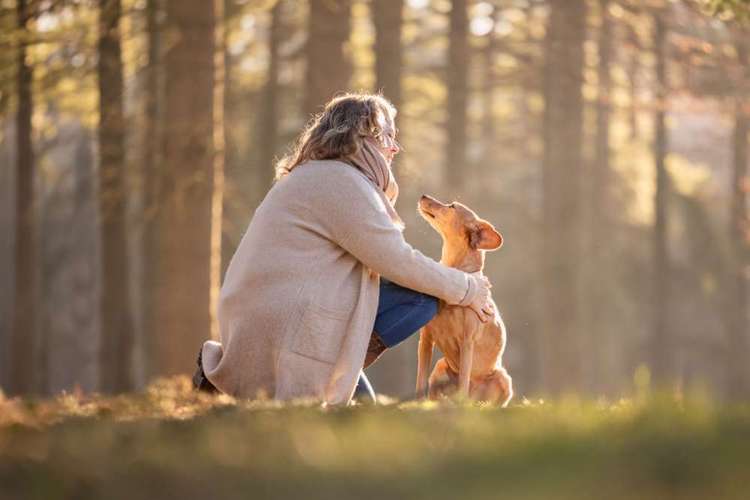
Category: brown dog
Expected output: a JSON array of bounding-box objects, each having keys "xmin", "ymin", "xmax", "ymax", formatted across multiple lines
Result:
[{"xmin": 415, "ymin": 195, "xmax": 512, "ymax": 406}]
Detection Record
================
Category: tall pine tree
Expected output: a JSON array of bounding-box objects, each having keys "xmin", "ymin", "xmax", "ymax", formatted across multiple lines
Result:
[{"xmin": 97, "ymin": 0, "xmax": 134, "ymax": 392}]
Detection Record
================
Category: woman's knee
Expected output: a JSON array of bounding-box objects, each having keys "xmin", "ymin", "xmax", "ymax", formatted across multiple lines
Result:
[
  {"xmin": 400, "ymin": 294, "xmax": 438, "ymax": 335},
  {"xmin": 374, "ymin": 287, "xmax": 439, "ymax": 347}
]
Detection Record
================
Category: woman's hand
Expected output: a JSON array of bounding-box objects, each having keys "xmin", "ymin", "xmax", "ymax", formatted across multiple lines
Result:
[{"xmin": 468, "ymin": 271, "xmax": 494, "ymax": 323}]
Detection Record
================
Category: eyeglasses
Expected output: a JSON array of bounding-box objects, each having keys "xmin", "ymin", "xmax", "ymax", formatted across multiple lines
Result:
[{"xmin": 374, "ymin": 132, "xmax": 401, "ymax": 152}]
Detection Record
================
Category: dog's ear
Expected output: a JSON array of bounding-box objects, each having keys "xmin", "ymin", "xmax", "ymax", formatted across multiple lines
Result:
[{"xmin": 469, "ymin": 221, "xmax": 503, "ymax": 251}]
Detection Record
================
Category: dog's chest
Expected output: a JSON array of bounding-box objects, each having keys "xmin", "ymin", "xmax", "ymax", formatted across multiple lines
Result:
[{"xmin": 427, "ymin": 303, "xmax": 505, "ymax": 375}]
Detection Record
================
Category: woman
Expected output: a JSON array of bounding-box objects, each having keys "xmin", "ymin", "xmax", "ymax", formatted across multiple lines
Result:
[{"xmin": 194, "ymin": 93, "xmax": 494, "ymax": 404}]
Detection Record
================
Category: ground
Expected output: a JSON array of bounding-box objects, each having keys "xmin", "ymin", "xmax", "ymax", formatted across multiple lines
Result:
[{"xmin": 0, "ymin": 377, "xmax": 748, "ymax": 500}]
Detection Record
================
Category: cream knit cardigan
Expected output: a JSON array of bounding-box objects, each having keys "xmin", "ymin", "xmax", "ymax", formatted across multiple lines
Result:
[{"xmin": 202, "ymin": 159, "xmax": 480, "ymax": 404}]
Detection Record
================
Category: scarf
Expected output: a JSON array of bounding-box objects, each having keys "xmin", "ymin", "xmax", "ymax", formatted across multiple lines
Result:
[{"xmin": 344, "ymin": 137, "xmax": 405, "ymax": 231}]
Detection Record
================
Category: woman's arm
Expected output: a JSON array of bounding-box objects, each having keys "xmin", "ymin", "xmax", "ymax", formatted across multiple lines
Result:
[{"xmin": 320, "ymin": 169, "xmax": 481, "ymax": 307}]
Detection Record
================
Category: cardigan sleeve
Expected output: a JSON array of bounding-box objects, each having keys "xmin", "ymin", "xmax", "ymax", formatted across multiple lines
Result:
[{"xmin": 319, "ymin": 170, "xmax": 479, "ymax": 306}]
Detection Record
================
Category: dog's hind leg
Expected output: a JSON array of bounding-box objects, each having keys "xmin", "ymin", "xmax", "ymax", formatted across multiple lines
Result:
[
  {"xmin": 474, "ymin": 368, "xmax": 513, "ymax": 406},
  {"xmin": 495, "ymin": 368, "xmax": 513, "ymax": 407},
  {"xmin": 428, "ymin": 358, "xmax": 456, "ymax": 399}
]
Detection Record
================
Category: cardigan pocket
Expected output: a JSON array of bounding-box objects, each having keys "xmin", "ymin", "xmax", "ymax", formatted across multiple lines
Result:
[{"xmin": 290, "ymin": 303, "xmax": 349, "ymax": 365}]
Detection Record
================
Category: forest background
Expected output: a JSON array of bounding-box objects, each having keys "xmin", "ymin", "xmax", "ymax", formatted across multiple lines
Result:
[{"xmin": 1, "ymin": 0, "xmax": 749, "ymax": 402}]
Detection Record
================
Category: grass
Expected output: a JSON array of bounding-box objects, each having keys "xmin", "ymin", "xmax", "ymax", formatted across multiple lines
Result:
[{"xmin": 1, "ymin": 377, "xmax": 749, "ymax": 500}]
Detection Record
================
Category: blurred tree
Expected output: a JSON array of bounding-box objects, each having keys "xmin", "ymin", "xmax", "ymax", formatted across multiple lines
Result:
[
  {"xmin": 9, "ymin": 0, "xmax": 36, "ymax": 396},
  {"xmin": 480, "ymin": 3, "xmax": 498, "ymax": 164},
  {"xmin": 728, "ymin": 32, "xmax": 749, "ymax": 398},
  {"xmin": 304, "ymin": 0, "xmax": 352, "ymax": 116},
  {"xmin": 97, "ymin": 0, "xmax": 134, "ymax": 392},
  {"xmin": 71, "ymin": 129, "xmax": 100, "ymax": 392},
  {"xmin": 211, "ymin": 0, "xmax": 226, "ymax": 342},
  {"xmin": 541, "ymin": 0, "xmax": 586, "ymax": 394},
  {"xmin": 141, "ymin": 0, "xmax": 163, "ymax": 380},
  {"xmin": 626, "ymin": 22, "xmax": 642, "ymax": 141},
  {"xmin": 220, "ymin": 0, "xmax": 234, "ymax": 279},
  {"xmin": 446, "ymin": 0, "xmax": 468, "ymax": 190},
  {"xmin": 595, "ymin": 0, "xmax": 613, "ymax": 196},
  {"xmin": 372, "ymin": 0, "xmax": 403, "ymax": 110},
  {"xmin": 66, "ymin": 128, "xmax": 100, "ymax": 393},
  {"xmin": 153, "ymin": 0, "xmax": 217, "ymax": 376},
  {"xmin": 258, "ymin": 0, "xmax": 283, "ymax": 189},
  {"xmin": 223, "ymin": 0, "xmax": 235, "ymax": 180},
  {"xmin": 674, "ymin": 192, "xmax": 733, "ymax": 393},
  {"xmin": 650, "ymin": 8, "xmax": 674, "ymax": 387},
  {"xmin": 587, "ymin": 0, "xmax": 614, "ymax": 393},
  {"xmin": 0, "ymin": 22, "xmax": 12, "ymax": 391}
]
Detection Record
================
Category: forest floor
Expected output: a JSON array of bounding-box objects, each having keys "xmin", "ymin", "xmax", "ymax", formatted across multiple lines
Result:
[{"xmin": 0, "ymin": 377, "xmax": 748, "ymax": 500}]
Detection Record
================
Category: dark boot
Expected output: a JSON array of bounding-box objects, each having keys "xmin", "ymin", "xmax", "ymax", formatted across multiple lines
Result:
[
  {"xmin": 192, "ymin": 348, "xmax": 219, "ymax": 394},
  {"xmin": 363, "ymin": 331, "xmax": 387, "ymax": 369}
]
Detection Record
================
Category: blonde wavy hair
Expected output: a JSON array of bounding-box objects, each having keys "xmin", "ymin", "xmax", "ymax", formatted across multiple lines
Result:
[{"xmin": 274, "ymin": 93, "xmax": 397, "ymax": 180}]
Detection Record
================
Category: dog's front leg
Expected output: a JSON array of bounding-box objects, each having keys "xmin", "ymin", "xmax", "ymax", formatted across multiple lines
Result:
[
  {"xmin": 458, "ymin": 339, "xmax": 474, "ymax": 397},
  {"xmin": 416, "ymin": 327, "xmax": 434, "ymax": 398},
  {"xmin": 458, "ymin": 313, "xmax": 479, "ymax": 397}
]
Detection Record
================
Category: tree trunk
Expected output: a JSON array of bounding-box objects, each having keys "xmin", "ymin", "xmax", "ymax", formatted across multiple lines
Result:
[
  {"xmin": 0, "ymin": 124, "xmax": 13, "ymax": 392},
  {"xmin": 98, "ymin": 0, "xmax": 134, "ymax": 392},
  {"xmin": 541, "ymin": 0, "xmax": 586, "ymax": 395},
  {"xmin": 140, "ymin": 0, "xmax": 163, "ymax": 384},
  {"xmin": 258, "ymin": 1, "xmax": 283, "ymax": 190},
  {"xmin": 67, "ymin": 129, "xmax": 100, "ymax": 393},
  {"xmin": 445, "ymin": 0, "xmax": 468, "ymax": 190},
  {"xmin": 372, "ymin": 0, "xmax": 403, "ymax": 110},
  {"xmin": 588, "ymin": 0, "xmax": 612, "ymax": 393},
  {"xmin": 210, "ymin": 0, "xmax": 225, "ymax": 342},
  {"xmin": 154, "ymin": 0, "xmax": 216, "ymax": 376},
  {"xmin": 371, "ymin": 0, "xmax": 404, "ymax": 177},
  {"xmin": 9, "ymin": 0, "xmax": 36, "ymax": 396},
  {"xmin": 304, "ymin": 0, "xmax": 352, "ymax": 116},
  {"xmin": 627, "ymin": 25, "xmax": 640, "ymax": 141},
  {"xmin": 480, "ymin": 4, "xmax": 498, "ymax": 165},
  {"xmin": 650, "ymin": 10, "xmax": 672, "ymax": 387},
  {"xmin": 728, "ymin": 36, "xmax": 749, "ymax": 399},
  {"xmin": 221, "ymin": 0, "xmax": 238, "ymax": 279}
]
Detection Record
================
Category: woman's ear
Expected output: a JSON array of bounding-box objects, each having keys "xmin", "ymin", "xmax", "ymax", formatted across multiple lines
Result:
[{"xmin": 469, "ymin": 221, "xmax": 503, "ymax": 251}]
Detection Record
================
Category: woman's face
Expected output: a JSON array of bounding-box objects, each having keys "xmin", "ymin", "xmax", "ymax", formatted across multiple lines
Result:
[{"xmin": 376, "ymin": 113, "xmax": 400, "ymax": 165}]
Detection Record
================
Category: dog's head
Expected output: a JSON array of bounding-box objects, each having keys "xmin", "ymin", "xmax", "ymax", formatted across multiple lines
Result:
[{"xmin": 418, "ymin": 195, "xmax": 503, "ymax": 252}]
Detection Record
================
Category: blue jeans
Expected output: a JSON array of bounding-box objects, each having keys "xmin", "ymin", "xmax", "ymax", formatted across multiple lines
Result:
[{"xmin": 355, "ymin": 279, "xmax": 439, "ymax": 402}]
